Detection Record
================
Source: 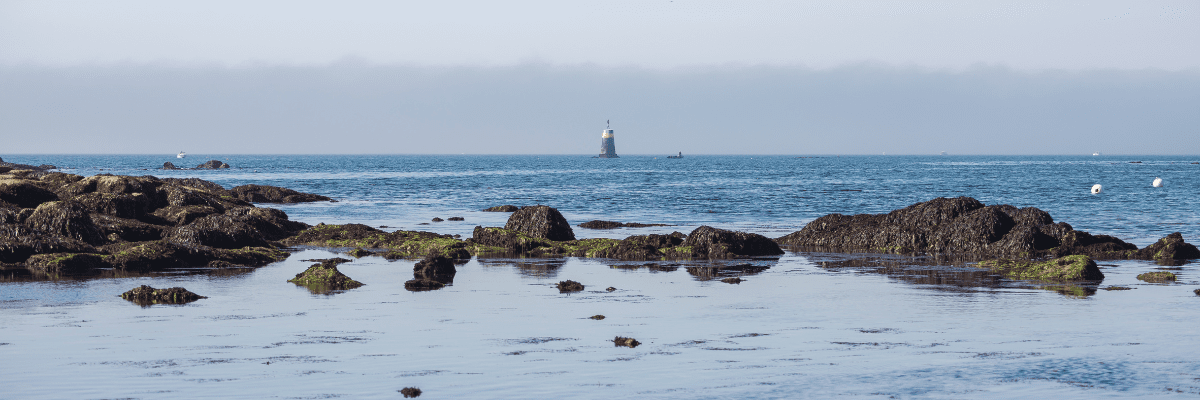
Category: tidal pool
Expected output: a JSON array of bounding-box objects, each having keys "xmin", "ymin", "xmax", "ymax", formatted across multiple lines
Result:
[{"xmin": 2, "ymin": 250, "xmax": 1199, "ymax": 399}]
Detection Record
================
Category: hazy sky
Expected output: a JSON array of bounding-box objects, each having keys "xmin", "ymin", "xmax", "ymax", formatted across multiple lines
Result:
[{"xmin": 1, "ymin": 1, "xmax": 1198, "ymax": 154}]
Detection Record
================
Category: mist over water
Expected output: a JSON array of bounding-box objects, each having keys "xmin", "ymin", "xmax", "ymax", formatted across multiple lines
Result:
[{"xmin": 2, "ymin": 154, "xmax": 1199, "ymax": 398}]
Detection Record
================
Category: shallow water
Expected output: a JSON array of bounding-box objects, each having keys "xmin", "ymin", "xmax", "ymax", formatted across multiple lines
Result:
[{"xmin": 2, "ymin": 154, "xmax": 1199, "ymax": 398}]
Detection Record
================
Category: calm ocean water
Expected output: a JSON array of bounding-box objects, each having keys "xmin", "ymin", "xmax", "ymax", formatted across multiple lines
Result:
[{"xmin": 2, "ymin": 154, "xmax": 1199, "ymax": 399}]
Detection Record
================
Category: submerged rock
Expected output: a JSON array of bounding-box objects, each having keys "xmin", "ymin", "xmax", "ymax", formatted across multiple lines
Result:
[
  {"xmin": 778, "ymin": 197, "xmax": 1196, "ymax": 261},
  {"xmin": 975, "ymin": 255, "xmax": 1104, "ymax": 281},
  {"xmin": 228, "ymin": 184, "xmax": 333, "ymax": 204},
  {"xmin": 403, "ymin": 279, "xmax": 445, "ymax": 291},
  {"xmin": 557, "ymin": 279, "xmax": 584, "ymax": 293},
  {"xmin": 447, "ymin": 217, "xmax": 465, "ymax": 221},
  {"xmin": 195, "ymin": 160, "xmax": 230, "ymax": 169},
  {"xmin": 399, "ymin": 387, "xmax": 422, "ymax": 398},
  {"xmin": 505, "ymin": 205, "xmax": 576, "ymax": 241},
  {"xmin": 120, "ymin": 285, "xmax": 206, "ymax": 305},
  {"xmin": 590, "ymin": 315, "xmax": 606, "ymax": 320},
  {"xmin": 1136, "ymin": 271, "xmax": 1177, "ymax": 283},
  {"xmin": 613, "ymin": 336, "xmax": 641, "ymax": 348},
  {"xmin": 482, "ymin": 205, "xmax": 519, "ymax": 212},
  {"xmin": 721, "ymin": 277, "xmax": 743, "ymax": 284},
  {"xmin": 288, "ymin": 258, "xmax": 364, "ymax": 293},
  {"xmin": 431, "ymin": 217, "xmax": 444, "ymax": 222}
]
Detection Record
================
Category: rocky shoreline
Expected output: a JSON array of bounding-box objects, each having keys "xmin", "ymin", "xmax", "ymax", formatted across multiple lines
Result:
[{"xmin": 3, "ymin": 169, "xmax": 1197, "ymax": 288}]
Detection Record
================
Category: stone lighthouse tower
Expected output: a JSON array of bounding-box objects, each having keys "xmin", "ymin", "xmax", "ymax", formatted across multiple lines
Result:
[{"xmin": 597, "ymin": 120, "xmax": 619, "ymax": 158}]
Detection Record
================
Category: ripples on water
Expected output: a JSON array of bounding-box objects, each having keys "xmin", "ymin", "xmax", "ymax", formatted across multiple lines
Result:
[{"xmin": 1, "ymin": 154, "xmax": 1198, "ymax": 398}]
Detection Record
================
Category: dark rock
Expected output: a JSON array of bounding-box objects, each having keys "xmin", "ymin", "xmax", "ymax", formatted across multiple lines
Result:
[
  {"xmin": 25, "ymin": 201, "xmax": 105, "ymax": 245},
  {"xmin": 589, "ymin": 233, "xmax": 689, "ymax": 260},
  {"xmin": 686, "ymin": 264, "xmax": 771, "ymax": 280},
  {"xmin": 447, "ymin": 217, "xmax": 464, "ymax": 221},
  {"xmin": 0, "ymin": 223, "xmax": 97, "ymax": 263},
  {"xmin": 286, "ymin": 223, "xmax": 470, "ymax": 259},
  {"xmin": 160, "ymin": 185, "xmax": 246, "ymax": 211},
  {"xmin": 721, "ymin": 277, "xmax": 743, "ymax": 284},
  {"xmin": 579, "ymin": 220, "xmax": 671, "ymax": 229},
  {"xmin": 606, "ymin": 287, "xmax": 616, "ymax": 292},
  {"xmin": 195, "ymin": 160, "xmax": 230, "ymax": 169},
  {"xmin": 168, "ymin": 207, "xmax": 307, "ymax": 249},
  {"xmin": 431, "ymin": 217, "xmax": 444, "ymax": 222},
  {"xmin": 1136, "ymin": 271, "xmax": 1176, "ymax": 283},
  {"xmin": 399, "ymin": 387, "xmax": 422, "ymax": 398},
  {"xmin": 73, "ymin": 192, "xmax": 153, "ymax": 219},
  {"xmin": 160, "ymin": 177, "xmax": 227, "ymax": 193},
  {"xmin": 683, "ymin": 226, "xmax": 784, "ymax": 259},
  {"xmin": 346, "ymin": 247, "xmax": 371, "ymax": 258},
  {"xmin": 470, "ymin": 226, "xmax": 554, "ymax": 254},
  {"xmin": 557, "ymin": 279, "xmax": 584, "ymax": 293},
  {"xmin": 162, "ymin": 162, "xmax": 181, "ymax": 170},
  {"xmin": 25, "ymin": 253, "xmax": 105, "ymax": 276},
  {"xmin": 778, "ymin": 197, "xmax": 1185, "ymax": 261},
  {"xmin": 483, "ymin": 205, "xmax": 519, "ymax": 212},
  {"xmin": 1194, "ymin": 289, "xmax": 1200, "ymax": 296},
  {"xmin": 413, "ymin": 254, "xmax": 456, "ymax": 283},
  {"xmin": 228, "ymin": 184, "xmax": 332, "ymax": 203},
  {"xmin": 90, "ymin": 214, "xmax": 165, "ymax": 243},
  {"xmin": 151, "ymin": 205, "xmax": 220, "ymax": 226},
  {"xmin": 590, "ymin": 315, "xmax": 606, "ymax": 320},
  {"xmin": 0, "ymin": 180, "xmax": 59, "ymax": 208},
  {"xmin": 404, "ymin": 279, "xmax": 445, "ymax": 291},
  {"xmin": 1135, "ymin": 232, "xmax": 1200, "ymax": 260},
  {"xmin": 504, "ymin": 205, "xmax": 575, "ymax": 241},
  {"xmin": 288, "ymin": 259, "xmax": 364, "ymax": 293},
  {"xmin": 120, "ymin": 285, "xmax": 206, "ymax": 305},
  {"xmin": 613, "ymin": 336, "xmax": 640, "ymax": 348},
  {"xmin": 1101, "ymin": 286, "xmax": 1133, "ymax": 291}
]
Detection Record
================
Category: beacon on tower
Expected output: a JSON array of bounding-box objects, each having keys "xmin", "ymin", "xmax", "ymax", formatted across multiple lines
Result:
[{"xmin": 597, "ymin": 120, "xmax": 619, "ymax": 158}]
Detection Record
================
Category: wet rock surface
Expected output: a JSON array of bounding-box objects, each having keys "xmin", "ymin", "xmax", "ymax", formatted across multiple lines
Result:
[
  {"xmin": 684, "ymin": 226, "xmax": 784, "ymax": 259},
  {"xmin": 579, "ymin": 220, "xmax": 671, "ymax": 229},
  {"xmin": 557, "ymin": 279, "xmax": 584, "ymax": 293},
  {"xmin": 0, "ymin": 171, "xmax": 319, "ymax": 275},
  {"xmin": 504, "ymin": 205, "xmax": 576, "ymax": 241},
  {"xmin": 120, "ymin": 285, "xmax": 206, "ymax": 305},
  {"xmin": 482, "ymin": 205, "xmax": 519, "ymax": 212},
  {"xmin": 1136, "ymin": 271, "xmax": 1177, "ymax": 283},
  {"xmin": 778, "ymin": 197, "xmax": 1200, "ymax": 261},
  {"xmin": 228, "ymin": 184, "xmax": 334, "ymax": 203},
  {"xmin": 975, "ymin": 255, "xmax": 1104, "ymax": 282},
  {"xmin": 288, "ymin": 258, "xmax": 364, "ymax": 293}
]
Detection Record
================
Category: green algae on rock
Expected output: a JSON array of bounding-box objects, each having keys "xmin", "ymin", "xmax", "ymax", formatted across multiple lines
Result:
[
  {"xmin": 120, "ymin": 285, "xmax": 206, "ymax": 305},
  {"xmin": 557, "ymin": 279, "xmax": 584, "ymax": 293},
  {"xmin": 283, "ymin": 223, "xmax": 471, "ymax": 259},
  {"xmin": 1136, "ymin": 271, "xmax": 1177, "ymax": 283},
  {"xmin": 975, "ymin": 255, "xmax": 1104, "ymax": 281},
  {"xmin": 613, "ymin": 336, "xmax": 641, "ymax": 348},
  {"xmin": 288, "ymin": 258, "xmax": 364, "ymax": 294}
]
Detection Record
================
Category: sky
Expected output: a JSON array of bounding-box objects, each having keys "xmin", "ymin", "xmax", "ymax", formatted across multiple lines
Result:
[{"xmin": 1, "ymin": 0, "xmax": 1198, "ymax": 155}]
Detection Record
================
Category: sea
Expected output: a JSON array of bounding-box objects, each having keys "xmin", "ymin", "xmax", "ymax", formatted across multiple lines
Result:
[{"xmin": 1, "ymin": 154, "xmax": 1198, "ymax": 399}]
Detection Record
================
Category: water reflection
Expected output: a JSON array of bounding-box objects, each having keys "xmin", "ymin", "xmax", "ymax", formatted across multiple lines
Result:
[{"xmin": 478, "ymin": 258, "xmax": 567, "ymax": 278}]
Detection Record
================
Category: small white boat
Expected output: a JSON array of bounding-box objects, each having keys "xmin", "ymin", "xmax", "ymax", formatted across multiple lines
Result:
[
  {"xmin": 177, "ymin": 151, "xmax": 186, "ymax": 159},
  {"xmin": 1092, "ymin": 152, "xmax": 1101, "ymax": 156}
]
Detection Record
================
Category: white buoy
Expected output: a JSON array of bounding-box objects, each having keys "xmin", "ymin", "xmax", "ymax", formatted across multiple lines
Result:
[
  {"xmin": 1152, "ymin": 177, "xmax": 1163, "ymax": 187},
  {"xmin": 1091, "ymin": 184, "xmax": 1103, "ymax": 194}
]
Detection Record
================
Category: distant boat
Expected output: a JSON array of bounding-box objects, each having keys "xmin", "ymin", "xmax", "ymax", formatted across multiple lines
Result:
[
  {"xmin": 177, "ymin": 151, "xmax": 186, "ymax": 159},
  {"xmin": 1093, "ymin": 152, "xmax": 1101, "ymax": 156},
  {"xmin": 667, "ymin": 152, "xmax": 683, "ymax": 159}
]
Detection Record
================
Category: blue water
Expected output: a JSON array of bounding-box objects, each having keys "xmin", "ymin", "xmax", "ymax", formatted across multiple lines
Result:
[{"xmin": 2, "ymin": 154, "xmax": 1199, "ymax": 399}]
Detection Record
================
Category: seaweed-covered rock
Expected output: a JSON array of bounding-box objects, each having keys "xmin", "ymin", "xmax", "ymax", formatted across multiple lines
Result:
[
  {"xmin": 288, "ymin": 258, "xmax": 364, "ymax": 293},
  {"xmin": 431, "ymin": 217, "xmax": 444, "ymax": 222},
  {"xmin": 1135, "ymin": 232, "xmax": 1200, "ymax": 261},
  {"xmin": 976, "ymin": 255, "xmax": 1104, "ymax": 281},
  {"xmin": 1136, "ymin": 271, "xmax": 1177, "ymax": 283},
  {"xmin": 413, "ymin": 254, "xmax": 456, "ymax": 283},
  {"xmin": 168, "ymin": 207, "xmax": 307, "ymax": 249},
  {"xmin": 160, "ymin": 177, "xmax": 227, "ymax": 193},
  {"xmin": 685, "ymin": 263, "xmax": 771, "ymax": 280},
  {"xmin": 399, "ymin": 387, "xmax": 422, "ymax": 398},
  {"xmin": 151, "ymin": 205, "xmax": 220, "ymax": 226},
  {"xmin": 778, "ymin": 197, "xmax": 1187, "ymax": 261},
  {"xmin": 0, "ymin": 179, "xmax": 59, "ymax": 208},
  {"xmin": 162, "ymin": 162, "xmax": 181, "ymax": 170},
  {"xmin": 588, "ymin": 233, "xmax": 688, "ymax": 260},
  {"xmin": 557, "ymin": 279, "xmax": 584, "ymax": 293},
  {"xmin": 0, "ymin": 223, "xmax": 96, "ymax": 263},
  {"xmin": 346, "ymin": 247, "xmax": 371, "ymax": 258},
  {"xmin": 447, "ymin": 217, "xmax": 465, "ymax": 221},
  {"xmin": 120, "ymin": 285, "xmax": 206, "ymax": 305},
  {"xmin": 483, "ymin": 205, "xmax": 519, "ymax": 212},
  {"xmin": 25, "ymin": 253, "xmax": 105, "ymax": 276},
  {"xmin": 613, "ymin": 336, "xmax": 640, "ymax": 348},
  {"xmin": 73, "ymin": 192, "xmax": 153, "ymax": 219},
  {"xmin": 195, "ymin": 160, "xmax": 230, "ymax": 169},
  {"xmin": 470, "ymin": 226, "xmax": 554, "ymax": 254},
  {"xmin": 579, "ymin": 220, "xmax": 670, "ymax": 229},
  {"xmin": 590, "ymin": 315, "xmax": 606, "ymax": 320},
  {"xmin": 285, "ymin": 223, "xmax": 469, "ymax": 259},
  {"xmin": 89, "ymin": 214, "xmax": 165, "ymax": 243},
  {"xmin": 403, "ymin": 279, "xmax": 445, "ymax": 291},
  {"xmin": 228, "ymin": 184, "xmax": 333, "ymax": 203},
  {"xmin": 721, "ymin": 277, "xmax": 743, "ymax": 284},
  {"xmin": 25, "ymin": 201, "xmax": 105, "ymax": 245},
  {"xmin": 1194, "ymin": 288, "xmax": 1200, "ymax": 296},
  {"xmin": 504, "ymin": 205, "xmax": 576, "ymax": 241},
  {"xmin": 683, "ymin": 226, "xmax": 784, "ymax": 259}
]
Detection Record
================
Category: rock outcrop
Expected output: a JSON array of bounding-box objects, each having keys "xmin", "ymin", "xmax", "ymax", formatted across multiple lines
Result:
[
  {"xmin": 288, "ymin": 258, "xmax": 364, "ymax": 293},
  {"xmin": 778, "ymin": 197, "xmax": 1199, "ymax": 261},
  {"xmin": 683, "ymin": 226, "xmax": 784, "ymax": 259},
  {"xmin": 975, "ymin": 255, "xmax": 1104, "ymax": 281},
  {"xmin": 195, "ymin": 160, "xmax": 230, "ymax": 169},
  {"xmin": 404, "ymin": 254, "xmax": 457, "ymax": 291},
  {"xmin": 579, "ymin": 220, "xmax": 670, "ymax": 229},
  {"xmin": 482, "ymin": 205, "xmax": 519, "ymax": 212},
  {"xmin": 504, "ymin": 205, "xmax": 576, "ymax": 241},
  {"xmin": 228, "ymin": 184, "xmax": 334, "ymax": 203},
  {"xmin": 557, "ymin": 279, "xmax": 584, "ymax": 293},
  {"xmin": 120, "ymin": 285, "xmax": 207, "ymax": 305},
  {"xmin": 0, "ymin": 170, "xmax": 319, "ymax": 276},
  {"xmin": 162, "ymin": 162, "xmax": 181, "ymax": 170},
  {"xmin": 1136, "ymin": 271, "xmax": 1177, "ymax": 283}
]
